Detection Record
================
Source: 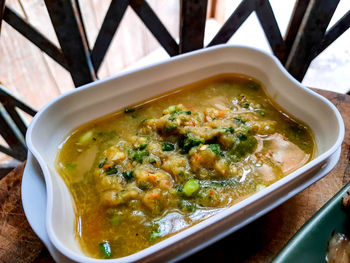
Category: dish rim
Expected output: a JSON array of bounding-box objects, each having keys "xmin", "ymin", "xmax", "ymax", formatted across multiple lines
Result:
[{"xmin": 26, "ymin": 44, "xmax": 345, "ymax": 262}]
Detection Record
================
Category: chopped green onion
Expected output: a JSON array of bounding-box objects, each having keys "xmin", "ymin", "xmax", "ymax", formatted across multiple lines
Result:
[
  {"xmin": 79, "ymin": 130, "xmax": 94, "ymax": 145},
  {"xmin": 182, "ymin": 179, "xmax": 200, "ymax": 197}
]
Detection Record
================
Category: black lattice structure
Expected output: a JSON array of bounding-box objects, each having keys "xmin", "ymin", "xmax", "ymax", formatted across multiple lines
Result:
[{"xmin": 0, "ymin": 0, "xmax": 349, "ymax": 174}]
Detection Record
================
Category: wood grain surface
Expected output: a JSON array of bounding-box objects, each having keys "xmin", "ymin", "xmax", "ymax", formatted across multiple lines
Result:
[{"xmin": 0, "ymin": 89, "xmax": 348, "ymax": 263}]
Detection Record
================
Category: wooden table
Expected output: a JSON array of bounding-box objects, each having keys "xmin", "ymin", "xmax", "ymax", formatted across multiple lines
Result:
[{"xmin": 0, "ymin": 90, "xmax": 349, "ymax": 263}]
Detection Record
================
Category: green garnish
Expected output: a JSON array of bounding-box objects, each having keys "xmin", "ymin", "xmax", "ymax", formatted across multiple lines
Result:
[
  {"xmin": 168, "ymin": 110, "xmax": 192, "ymax": 121},
  {"xmin": 139, "ymin": 143, "xmax": 148, "ymax": 150},
  {"xmin": 122, "ymin": 171, "xmax": 134, "ymax": 182},
  {"xmin": 99, "ymin": 241, "xmax": 112, "ymax": 258},
  {"xmin": 182, "ymin": 179, "xmax": 200, "ymax": 197},
  {"xmin": 208, "ymin": 144, "xmax": 224, "ymax": 156},
  {"xmin": 98, "ymin": 158, "xmax": 107, "ymax": 168},
  {"xmin": 162, "ymin": 142, "xmax": 175, "ymax": 151},
  {"xmin": 105, "ymin": 166, "xmax": 118, "ymax": 175},
  {"xmin": 180, "ymin": 133, "xmax": 205, "ymax": 153},
  {"xmin": 133, "ymin": 149, "xmax": 150, "ymax": 163}
]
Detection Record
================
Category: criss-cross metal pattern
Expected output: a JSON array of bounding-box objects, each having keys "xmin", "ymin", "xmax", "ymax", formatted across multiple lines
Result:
[{"xmin": 0, "ymin": 0, "xmax": 349, "ymax": 174}]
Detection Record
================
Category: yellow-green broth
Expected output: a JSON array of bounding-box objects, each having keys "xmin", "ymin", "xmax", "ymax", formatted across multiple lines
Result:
[{"xmin": 56, "ymin": 74, "xmax": 315, "ymax": 259}]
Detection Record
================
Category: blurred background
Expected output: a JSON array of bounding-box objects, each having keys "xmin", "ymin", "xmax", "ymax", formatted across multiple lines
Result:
[{"xmin": 1, "ymin": 0, "xmax": 349, "ymax": 112}]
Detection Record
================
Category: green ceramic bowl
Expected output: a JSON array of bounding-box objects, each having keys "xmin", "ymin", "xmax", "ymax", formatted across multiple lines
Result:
[{"xmin": 274, "ymin": 183, "xmax": 350, "ymax": 262}]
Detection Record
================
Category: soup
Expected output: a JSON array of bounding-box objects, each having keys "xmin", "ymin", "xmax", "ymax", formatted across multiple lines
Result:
[{"xmin": 56, "ymin": 74, "xmax": 315, "ymax": 259}]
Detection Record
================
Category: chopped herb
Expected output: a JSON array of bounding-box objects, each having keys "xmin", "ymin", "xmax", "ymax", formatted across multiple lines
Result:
[
  {"xmin": 133, "ymin": 149, "xmax": 149, "ymax": 163},
  {"xmin": 124, "ymin": 108, "xmax": 135, "ymax": 113},
  {"xmin": 99, "ymin": 241, "xmax": 111, "ymax": 258},
  {"xmin": 175, "ymin": 185, "xmax": 183, "ymax": 193},
  {"xmin": 131, "ymin": 113, "xmax": 139, "ymax": 119},
  {"xmin": 182, "ymin": 179, "xmax": 200, "ymax": 197},
  {"xmin": 178, "ymin": 171, "xmax": 185, "ymax": 177},
  {"xmin": 105, "ymin": 166, "xmax": 118, "ymax": 175},
  {"xmin": 180, "ymin": 133, "xmax": 205, "ymax": 153},
  {"xmin": 98, "ymin": 158, "xmax": 107, "ymax": 168},
  {"xmin": 169, "ymin": 110, "xmax": 191, "ymax": 121},
  {"xmin": 139, "ymin": 143, "xmax": 148, "ymax": 150},
  {"xmin": 122, "ymin": 171, "xmax": 134, "ymax": 182},
  {"xmin": 225, "ymin": 127, "xmax": 235, "ymax": 133},
  {"xmin": 259, "ymin": 111, "xmax": 265, "ymax": 117},
  {"xmin": 162, "ymin": 142, "xmax": 175, "ymax": 151},
  {"xmin": 208, "ymin": 144, "xmax": 224, "ymax": 156}
]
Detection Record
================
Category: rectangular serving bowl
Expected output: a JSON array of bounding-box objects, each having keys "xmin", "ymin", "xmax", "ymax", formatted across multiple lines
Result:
[{"xmin": 26, "ymin": 45, "xmax": 344, "ymax": 262}]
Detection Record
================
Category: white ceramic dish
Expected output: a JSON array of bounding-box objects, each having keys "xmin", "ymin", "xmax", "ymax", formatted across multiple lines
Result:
[
  {"xmin": 25, "ymin": 45, "xmax": 344, "ymax": 262},
  {"xmin": 22, "ymin": 148, "xmax": 343, "ymax": 263}
]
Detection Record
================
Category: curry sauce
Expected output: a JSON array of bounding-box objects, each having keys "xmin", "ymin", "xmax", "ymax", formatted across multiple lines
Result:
[{"xmin": 56, "ymin": 74, "xmax": 315, "ymax": 259}]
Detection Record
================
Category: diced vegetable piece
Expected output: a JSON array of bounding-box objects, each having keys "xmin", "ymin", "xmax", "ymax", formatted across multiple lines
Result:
[
  {"xmin": 79, "ymin": 130, "xmax": 94, "ymax": 145},
  {"xmin": 99, "ymin": 158, "xmax": 107, "ymax": 168},
  {"xmin": 167, "ymin": 105, "xmax": 176, "ymax": 113},
  {"xmin": 105, "ymin": 165, "xmax": 118, "ymax": 175},
  {"xmin": 99, "ymin": 241, "xmax": 112, "ymax": 258},
  {"xmin": 124, "ymin": 108, "xmax": 135, "ymax": 113},
  {"xmin": 162, "ymin": 142, "xmax": 175, "ymax": 151},
  {"xmin": 122, "ymin": 171, "xmax": 134, "ymax": 182},
  {"xmin": 182, "ymin": 179, "xmax": 200, "ymax": 197},
  {"xmin": 110, "ymin": 214, "xmax": 122, "ymax": 226}
]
